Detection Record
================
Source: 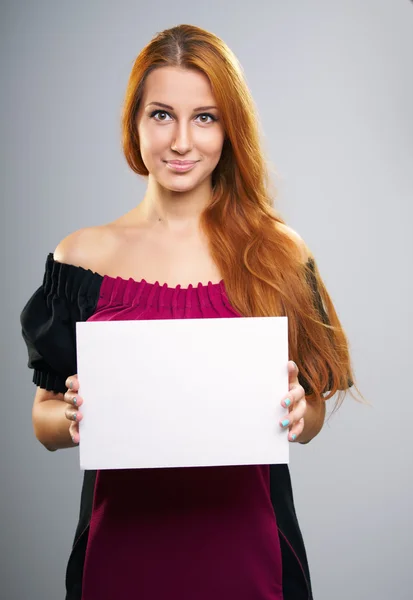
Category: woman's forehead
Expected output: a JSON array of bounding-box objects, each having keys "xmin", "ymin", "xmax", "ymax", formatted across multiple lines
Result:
[{"xmin": 142, "ymin": 66, "xmax": 217, "ymax": 107}]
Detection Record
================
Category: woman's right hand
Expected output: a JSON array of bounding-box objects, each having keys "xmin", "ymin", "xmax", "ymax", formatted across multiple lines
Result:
[{"xmin": 63, "ymin": 374, "xmax": 83, "ymax": 445}]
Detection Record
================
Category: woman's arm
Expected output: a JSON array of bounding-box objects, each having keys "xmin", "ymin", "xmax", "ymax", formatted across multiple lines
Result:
[
  {"xmin": 277, "ymin": 223, "xmax": 328, "ymax": 445},
  {"xmin": 32, "ymin": 387, "xmax": 79, "ymax": 451}
]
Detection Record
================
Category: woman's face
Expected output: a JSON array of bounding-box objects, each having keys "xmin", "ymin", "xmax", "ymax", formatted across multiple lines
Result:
[{"xmin": 136, "ymin": 66, "xmax": 225, "ymax": 193}]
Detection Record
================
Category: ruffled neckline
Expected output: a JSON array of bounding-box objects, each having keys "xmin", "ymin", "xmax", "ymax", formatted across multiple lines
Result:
[{"xmin": 47, "ymin": 253, "xmax": 224, "ymax": 292}]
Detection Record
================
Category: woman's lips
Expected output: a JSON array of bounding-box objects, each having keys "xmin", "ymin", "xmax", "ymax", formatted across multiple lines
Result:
[{"xmin": 165, "ymin": 160, "xmax": 198, "ymax": 172}]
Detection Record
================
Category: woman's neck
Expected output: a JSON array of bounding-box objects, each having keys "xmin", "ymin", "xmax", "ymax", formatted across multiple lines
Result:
[{"xmin": 139, "ymin": 175, "xmax": 213, "ymax": 229}]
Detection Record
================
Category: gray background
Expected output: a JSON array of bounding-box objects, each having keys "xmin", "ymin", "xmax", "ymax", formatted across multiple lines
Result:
[{"xmin": 1, "ymin": 1, "xmax": 412, "ymax": 598}]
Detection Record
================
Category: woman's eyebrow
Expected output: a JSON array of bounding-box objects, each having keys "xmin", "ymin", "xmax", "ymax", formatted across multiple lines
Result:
[{"xmin": 146, "ymin": 101, "xmax": 218, "ymax": 111}]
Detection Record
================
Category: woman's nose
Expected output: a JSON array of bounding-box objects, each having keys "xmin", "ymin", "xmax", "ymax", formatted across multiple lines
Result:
[{"xmin": 171, "ymin": 123, "xmax": 193, "ymax": 154}]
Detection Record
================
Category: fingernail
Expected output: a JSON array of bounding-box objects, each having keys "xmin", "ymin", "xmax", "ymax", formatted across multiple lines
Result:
[
  {"xmin": 281, "ymin": 419, "xmax": 290, "ymax": 428},
  {"xmin": 291, "ymin": 434, "xmax": 297, "ymax": 441},
  {"xmin": 69, "ymin": 380, "xmax": 73, "ymax": 390},
  {"xmin": 72, "ymin": 413, "xmax": 77, "ymax": 421},
  {"xmin": 284, "ymin": 398, "xmax": 291, "ymax": 407},
  {"xmin": 73, "ymin": 397, "xmax": 77, "ymax": 406}
]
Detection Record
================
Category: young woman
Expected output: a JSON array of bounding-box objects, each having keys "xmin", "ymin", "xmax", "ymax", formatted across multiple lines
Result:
[{"xmin": 20, "ymin": 24, "xmax": 354, "ymax": 600}]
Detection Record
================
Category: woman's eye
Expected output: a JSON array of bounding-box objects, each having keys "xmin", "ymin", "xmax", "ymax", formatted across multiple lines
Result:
[
  {"xmin": 196, "ymin": 113, "xmax": 216, "ymax": 124},
  {"xmin": 151, "ymin": 110, "xmax": 172, "ymax": 121},
  {"xmin": 150, "ymin": 111, "xmax": 216, "ymax": 124}
]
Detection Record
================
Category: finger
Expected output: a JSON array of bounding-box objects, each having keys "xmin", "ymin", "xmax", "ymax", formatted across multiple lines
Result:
[
  {"xmin": 280, "ymin": 398, "xmax": 306, "ymax": 429},
  {"xmin": 288, "ymin": 417, "xmax": 305, "ymax": 442},
  {"xmin": 288, "ymin": 398, "xmax": 307, "ymax": 424},
  {"xmin": 287, "ymin": 360, "xmax": 299, "ymax": 386},
  {"xmin": 65, "ymin": 374, "xmax": 79, "ymax": 392},
  {"xmin": 65, "ymin": 406, "xmax": 83, "ymax": 423},
  {"xmin": 69, "ymin": 421, "xmax": 80, "ymax": 445},
  {"xmin": 281, "ymin": 383, "xmax": 305, "ymax": 409},
  {"xmin": 63, "ymin": 391, "xmax": 83, "ymax": 407}
]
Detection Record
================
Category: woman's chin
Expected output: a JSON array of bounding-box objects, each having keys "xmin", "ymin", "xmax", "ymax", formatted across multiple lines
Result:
[{"xmin": 160, "ymin": 177, "xmax": 199, "ymax": 193}]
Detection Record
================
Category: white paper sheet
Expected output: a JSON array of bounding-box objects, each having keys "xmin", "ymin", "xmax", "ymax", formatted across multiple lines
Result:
[{"xmin": 76, "ymin": 316, "xmax": 289, "ymax": 470}]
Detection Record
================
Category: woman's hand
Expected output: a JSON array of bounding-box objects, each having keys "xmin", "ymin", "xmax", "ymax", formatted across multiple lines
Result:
[
  {"xmin": 62, "ymin": 364, "xmax": 307, "ymax": 445},
  {"xmin": 63, "ymin": 374, "xmax": 83, "ymax": 445},
  {"xmin": 280, "ymin": 361, "xmax": 306, "ymax": 442}
]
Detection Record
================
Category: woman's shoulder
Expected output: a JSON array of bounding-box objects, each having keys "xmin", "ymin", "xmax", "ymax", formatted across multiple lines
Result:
[
  {"xmin": 53, "ymin": 224, "xmax": 118, "ymax": 274},
  {"xmin": 21, "ymin": 225, "xmax": 115, "ymax": 394},
  {"xmin": 274, "ymin": 221, "xmax": 312, "ymax": 264}
]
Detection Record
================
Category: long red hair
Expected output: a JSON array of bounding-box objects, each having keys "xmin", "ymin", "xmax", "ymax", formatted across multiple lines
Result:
[{"xmin": 121, "ymin": 24, "xmax": 357, "ymax": 410}]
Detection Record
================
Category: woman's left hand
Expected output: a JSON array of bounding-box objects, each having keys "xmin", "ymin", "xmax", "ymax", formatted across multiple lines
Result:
[{"xmin": 280, "ymin": 361, "xmax": 307, "ymax": 442}]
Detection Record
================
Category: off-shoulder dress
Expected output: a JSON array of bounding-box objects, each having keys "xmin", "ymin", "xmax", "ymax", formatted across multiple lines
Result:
[{"xmin": 20, "ymin": 253, "xmax": 326, "ymax": 600}]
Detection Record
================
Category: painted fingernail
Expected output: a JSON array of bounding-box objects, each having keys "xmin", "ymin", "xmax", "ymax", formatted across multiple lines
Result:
[
  {"xmin": 291, "ymin": 434, "xmax": 297, "ymax": 441},
  {"xmin": 281, "ymin": 419, "xmax": 290, "ymax": 428},
  {"xmin": 69, "ymin": 380, "xmax": 73, "ymax": 390},
  {"xmin": 284, "ymin": 398, "xmax": 291, "ymax": 407},
  {"xmin": 72, "ymin": 412, "xmax": 77, "ymax": 421},
  {"xmin": 73, "ymin": 397, "xmax": 77, "ymax": 406}
]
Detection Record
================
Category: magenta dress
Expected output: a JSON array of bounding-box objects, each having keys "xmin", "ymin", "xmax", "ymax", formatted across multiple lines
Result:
[
  {"xmin": 81, "ymin": 275, "xmax": 283, "ymax": 599},
  {"xmin": 20, "ymin": 254, "xmax": 321, "ymax": 600}
]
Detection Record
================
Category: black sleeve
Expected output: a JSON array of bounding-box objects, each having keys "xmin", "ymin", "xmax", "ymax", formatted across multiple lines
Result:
[
  {"xmin": 20, "ymin": 253, "xmax": 103, "ymax": 394},
  {"xmin": 298, "ymin": 257, "xmax": 353, "ymax": 395}
]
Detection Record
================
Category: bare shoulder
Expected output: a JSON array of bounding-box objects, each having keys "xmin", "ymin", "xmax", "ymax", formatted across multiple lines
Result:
[
  {"xmin": 275, "ymin": 222, "xmax": 312, "ymax": 263},
  {"xmin": 53, "ymin": 225, "xmax": 117, "ymax": 273}
]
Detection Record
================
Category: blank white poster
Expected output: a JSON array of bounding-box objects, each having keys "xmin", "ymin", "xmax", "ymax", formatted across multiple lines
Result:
[{"xmin": 76, "ymin": 316, "xmax": 289, "ymax": 470}]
